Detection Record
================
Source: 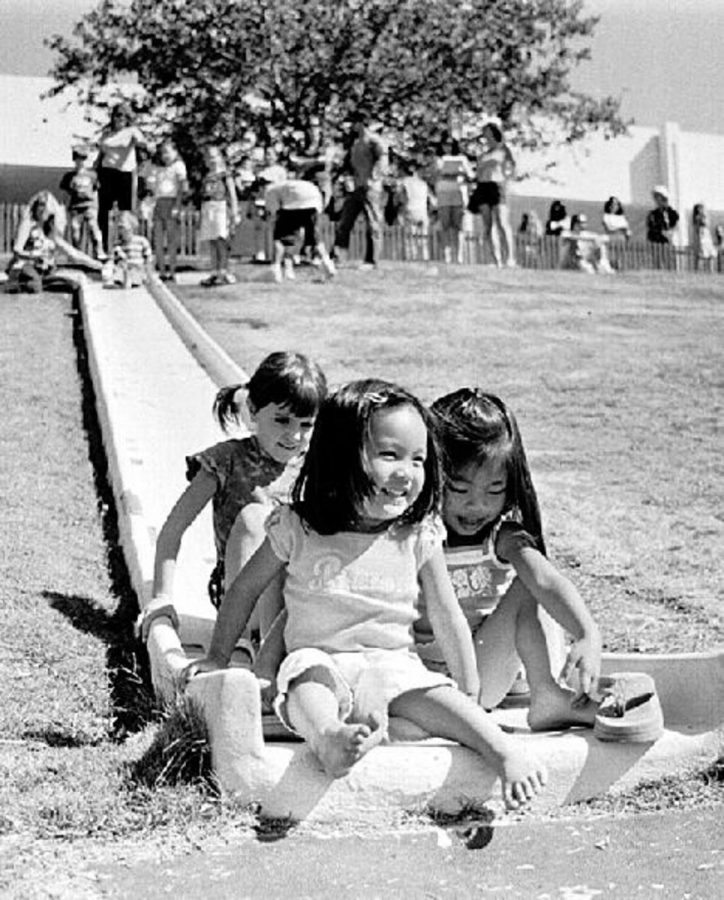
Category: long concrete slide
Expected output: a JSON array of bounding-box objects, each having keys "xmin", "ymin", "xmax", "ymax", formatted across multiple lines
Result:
[{"xmin": 77, "ymin": 273, "xmax": 724, "ymax": 823}]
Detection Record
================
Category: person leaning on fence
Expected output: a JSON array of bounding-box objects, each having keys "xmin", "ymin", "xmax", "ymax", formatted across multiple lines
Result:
[
  {"xmin": 517, "ymin": 210, "xmax": 544, "ymax": 267},
  {"xmin": 646, "ymin": 185, "xmax": 679, "ymax": 269},
  {"xmin": 4, "ymin": 191, "xmax": 102, "ymax": 294},
  {"xmin": 691, "ymin": 203, "xmax": 716, "ymax": 272},
  {"xmin": 59, "ymin": 144, "xmax": 106, "ymax": 261},
  {"xmin": 333, "ymin": 112, "xmax": 387, "ymax": 269},
  {"xmin": 601, "ymin": 196, "xmax": 631, "ymax": 241},
  {"xmin": 559, "ymin": 214, "xmax": 612, "ymax": 274}
]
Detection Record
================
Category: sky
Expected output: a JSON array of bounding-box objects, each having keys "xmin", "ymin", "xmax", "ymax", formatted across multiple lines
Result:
[{"xmin": 2, "ymin": 0, "xmax": 724, "ymax": 135}]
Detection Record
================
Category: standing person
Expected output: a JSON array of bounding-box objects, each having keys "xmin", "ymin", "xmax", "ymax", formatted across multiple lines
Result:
[
  {"xmin": 691, "ymin": 203, "xmax": 716, "ymax": 272},
  {"xmin": 141, "ymin": 352, "xmax": 327, "ymax": 650},
  {"xmin": 601, "ymin": 196, "xmax": 631, "ymax": 241},
  {"xmin": 183, "ymin": 379, "xmax": 548, "ymax": 808},
  {"xmin": 149, "ymin": 141, "xmax": 189, "ymax": 282},
  {"xmin": 198, "ymin": 145, "xmax": 239, "ymax": 286},
  {"xmin": 422, "ymin": 389, "xmax": 662, "ymax": 742},
  {"xmin": 517, "ymin": 210, "xmax": 544, "ymax": 267},
  {"xmin": 545, "ymin": 200, "xmax": 569, "ymax": 237},
  {"xmin": 397, "ymin": 160, "xmax": 435, "ymax": 261},
  {"xmin": 468, "ymin": 121, "xmax": 517, "ymax": 267},
  {"xmin": 434, "ymin": 136, "xmax": 474, "ymax": 264},
  {"xmin": 646, "ymin": 185, "xmax": 679, "ymax": 269},
  {"xmin": 4, "ymin": 191, "xmax": 101, "ymax": 294},
  {"xmin": 264, "ymin": 171, "xmax": 336, "ymax": 282},
  {"xmin": 96, "ymin": 103, "xmax": 148, "ymax": 253},
  {"xmin": 333, "ymin": 113, "xmax": 387, "ymax": 269},
  {"xmin": 59, "ymin": 145, "xmax": 105, "ymax": 260}
]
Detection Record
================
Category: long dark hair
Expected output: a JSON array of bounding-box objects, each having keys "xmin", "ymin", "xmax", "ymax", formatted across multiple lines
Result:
[
  {"xmin": 431, "ymin": 388, "xmax": 545, "ymax": 554},
  {"xmin": 292, "ymin": 378, "xmax": 442, "ymax": 535},
  {"xmin": 213, "ymin": 351, "xmax": 327, "ymax": 433}
]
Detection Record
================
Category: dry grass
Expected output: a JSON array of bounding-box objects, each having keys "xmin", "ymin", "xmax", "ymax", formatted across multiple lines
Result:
[
  {"xmin": 178, "ymin": 262, "xmax": 724, "ymax": 653},
  {"xmin": 1, "ymin": 268, "xmax": 723, "ymax": 893}
]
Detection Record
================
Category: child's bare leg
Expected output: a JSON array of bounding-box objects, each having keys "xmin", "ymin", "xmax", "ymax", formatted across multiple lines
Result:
[
  {"xmin": 225, "ymin": 502, "xmax": 274, "ymax": 635},
  {"xmin": 285, "ymin": 669, "xmax": 379, "ymax": 778},
  {"xmin": 390, "ymin": 685, "xmax": 547, "ymax": 810},
  {"xmin": 513, "ymin": 592, "xmax": 596, "ymax": 731},
  {"xmin": 475, "ymin": 580, "xmax": 528, "ymax": 709},
  {"xmin": 254, "ymin": 608, "xmax": 287, "ymax": 686}
]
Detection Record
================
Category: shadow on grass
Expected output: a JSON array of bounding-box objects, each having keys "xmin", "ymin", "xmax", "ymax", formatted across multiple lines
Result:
[{"xmin": 32, "ymin": 295, "xmax": 159, "ymax": 742}]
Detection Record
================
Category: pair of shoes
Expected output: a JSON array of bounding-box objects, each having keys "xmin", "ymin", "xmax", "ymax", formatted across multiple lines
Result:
[{"xmin": 593, "ymin": 672, "xmax": 664, "ymax": 743}]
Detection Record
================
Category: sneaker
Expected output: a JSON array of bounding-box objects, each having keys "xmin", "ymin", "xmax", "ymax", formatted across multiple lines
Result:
[
  {"xmin": 593, "ymin": 672, "xmax": 664, "ymax": 743},
  {"xmin": 283, "ymin": 258, "xmax": 295, "ymax": 280},
  {"xmin": 200, "ymin": 273, "xmax": 218, "ymax": 287},
  {"xmin": 219, "ymin": 271, "xmax": 237, "ymax": 285},
  {"xmin": 270, "ymin": 262, "xmax": 283, "ymax": 283}
]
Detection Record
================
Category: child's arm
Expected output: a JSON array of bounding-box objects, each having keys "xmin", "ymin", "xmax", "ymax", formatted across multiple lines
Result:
[
  {"xmin": 190, "ymin": 539, "xmax": 284, "ymax": 675},
  {"xmin": 226, "ymin": 173, "xmax": 240, "ymax": 224},
  {"xmin": 418, "ymin": 548, "xmax": 480, "ymax": 699},
  {"xmin": 53, "ymin": 233, "xmax": 103, "ymax": 271},
  {"xmin": 497, "ymin": 524, "xmax": 601, "ymax": 696}
]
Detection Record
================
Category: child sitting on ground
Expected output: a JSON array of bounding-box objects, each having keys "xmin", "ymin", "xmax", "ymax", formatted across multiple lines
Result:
[
  {"xmin": 559, "ymin": 214, "xmax": 612, "ymax": 274},
  {"xmin": 183, "ymin": 379, "xmax": 548, "ymax": 809},
  {"xmin": 110, "ymin": 212, "xmax": 153, "ymax": 287}
]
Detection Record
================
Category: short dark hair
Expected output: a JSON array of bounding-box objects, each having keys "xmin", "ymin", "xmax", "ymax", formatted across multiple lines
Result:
[{"xmin": 292, "ymin": 378, "xmax": 442, "ymax": 534}]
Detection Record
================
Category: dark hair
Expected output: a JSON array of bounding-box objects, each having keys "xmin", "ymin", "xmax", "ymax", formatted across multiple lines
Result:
[
  {"xmin": 548, "ymin": 200, "xmax": 567, "ymax": 221},
  {"xmin": 431, "ymin": 388, "xmax": 545, "ymax": 554},
  {"xmin": 292, "ymin": 378, "xmax": 442, "ymax": 535},
  {"xmin": 483, "ymin": 122, "xmax": 503, "ymax": 143},
  {"xmin": 603, "ymin": 196, "xmax": 624, "ymax": 215},
  {"xmin": 213, "ymin": 351, "xmax": 327, "ymax": 433},
  {"xmin": 438, "ymin": 134, "xmax": 461, "ymax": 156}
]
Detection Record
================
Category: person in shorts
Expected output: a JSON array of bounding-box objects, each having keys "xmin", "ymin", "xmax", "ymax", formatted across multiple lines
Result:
[{"xmin": 265, "ymin": 174, "xmax": 335, "ymax": 282}]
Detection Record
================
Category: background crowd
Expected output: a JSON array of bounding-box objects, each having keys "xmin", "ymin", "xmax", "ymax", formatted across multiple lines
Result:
[{"xmin": 6, "ymin": 102, "xmax": 724, "ymax": 291}]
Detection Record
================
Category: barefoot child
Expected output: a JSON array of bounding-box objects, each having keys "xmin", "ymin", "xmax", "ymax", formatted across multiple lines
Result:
[
  {"xmin": 418, "ymin": 387, "xmax": 603, "ymax": 731},
  {"xmin": 140, "ymin": 352, "xmax": 327, "ymax": 652},
  {"xmin": 185, "ymin": 379, "xmax": 547, "ymax": 808}
]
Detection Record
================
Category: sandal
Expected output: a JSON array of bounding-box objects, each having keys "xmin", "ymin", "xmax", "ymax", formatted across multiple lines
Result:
[{"xmin": 593, "ymin": 672, "xmax": 664, "ymax": 743}]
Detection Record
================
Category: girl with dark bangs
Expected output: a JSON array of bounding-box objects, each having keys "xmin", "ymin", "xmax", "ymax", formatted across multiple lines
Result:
[
  {"xmin": 418, "ymin": 387, "xmax": 604, "ymax": 733},
  {"xmin": 183, "ymin": 378, "xmax": 548, "ymax": 810}
]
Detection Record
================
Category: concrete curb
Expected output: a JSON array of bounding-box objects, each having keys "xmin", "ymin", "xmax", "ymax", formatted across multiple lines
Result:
[{"xmin": 76, "ymin": 274, "xmax": 724, "ymax": 825}]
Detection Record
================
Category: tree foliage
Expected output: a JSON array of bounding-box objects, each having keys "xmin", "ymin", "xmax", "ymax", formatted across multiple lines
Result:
[{"xmin": 48, "ymin": 0, "xmax": 627, "ymax": 165}]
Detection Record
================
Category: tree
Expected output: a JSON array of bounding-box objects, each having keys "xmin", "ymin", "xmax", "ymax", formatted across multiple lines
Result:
[{"xmin": 47, "ymin": 0, "xmax": 627, "ymax": 178}]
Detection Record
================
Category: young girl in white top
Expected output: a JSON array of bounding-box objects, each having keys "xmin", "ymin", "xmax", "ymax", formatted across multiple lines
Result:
[
  {"xmin": 142, "ymin": 352, "xmax": 327, "ymax": 650},
  {"xmin": 149, "ymin": 141, "xmax": 189, "ymax": 281},
  {"xmin": 187, "ymin": 379, "xmax": 547, "ymax": 808},
  {"xmin": 418, "ymin": 388, "xmax": 602, "ymax": 731}
]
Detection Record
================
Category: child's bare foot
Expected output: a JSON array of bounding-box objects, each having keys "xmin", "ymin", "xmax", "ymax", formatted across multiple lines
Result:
[
  {"xmin": 527, "ymin": 683, "xmax": 597, "ymax": 732},
  {"xmin": 312, "ymin": 715, "xmax": 383, "ymax": 778},
  {"xmin": 499, "ymin": 745, "xmax": 548, "ymax": 810}
]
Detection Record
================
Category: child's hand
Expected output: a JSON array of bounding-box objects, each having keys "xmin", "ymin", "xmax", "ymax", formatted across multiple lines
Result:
[
  {"xmin": 182, "ymin": 654, "xmax": 227, "ymax": 686},
  {"xmin": 560, "ymin": 635, "xmax": 601, "ymax": 703}
]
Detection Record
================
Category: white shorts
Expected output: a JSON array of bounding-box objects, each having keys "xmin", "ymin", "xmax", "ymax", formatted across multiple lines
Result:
[{"xmin": 274, "ymin": 647, "xmax": 453, "ymax": 736}]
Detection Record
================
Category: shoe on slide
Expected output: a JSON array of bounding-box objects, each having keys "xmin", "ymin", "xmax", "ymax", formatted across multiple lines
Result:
[{"xmin": 593, "ymin": 672, "xmax": 664, "ymax": 743}]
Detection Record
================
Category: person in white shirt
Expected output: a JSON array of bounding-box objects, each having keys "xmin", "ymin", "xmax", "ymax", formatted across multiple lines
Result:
[
  {"xmin": 265, "ymin": 173, "xmax": 335, "ymax": 282},
  {"xmin": 149, "ymin": 141, "xmax": 189, "ymax": 281}
]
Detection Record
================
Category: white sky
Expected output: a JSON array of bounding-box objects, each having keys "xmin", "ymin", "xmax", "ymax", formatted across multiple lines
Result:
[{"xmin": 2, "ymin": 0, "xmax": 724, "ymax": 134}]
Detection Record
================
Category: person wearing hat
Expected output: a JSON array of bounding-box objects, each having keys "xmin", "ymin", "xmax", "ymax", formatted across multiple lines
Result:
[
  {"xmin": 646, "ymin": 185, "xmax": 679, "ymax": 244},
  {"xmin": 96, "ymin": 102, "xmax": 148, "ymax": 252},
  {"xmin": 59, "ymin": 145, "xmax": 105, "ymax": 260}
]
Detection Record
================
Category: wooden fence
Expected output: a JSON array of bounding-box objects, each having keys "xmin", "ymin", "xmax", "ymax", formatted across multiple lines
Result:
[{"xmin": 2, "ymin": 202, "xmax": 722, "ymax": 274}]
